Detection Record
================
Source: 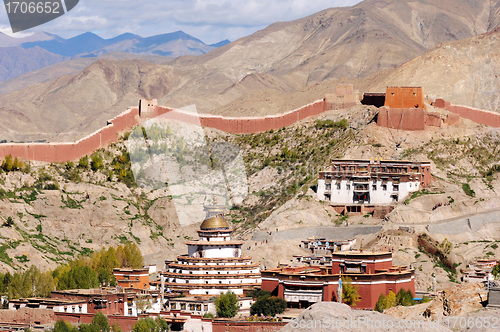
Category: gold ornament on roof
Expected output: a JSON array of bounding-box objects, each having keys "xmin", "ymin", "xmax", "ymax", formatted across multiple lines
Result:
[{"xmin": 200, "ymin": 216, "xmax": 229, "ymax": 230}]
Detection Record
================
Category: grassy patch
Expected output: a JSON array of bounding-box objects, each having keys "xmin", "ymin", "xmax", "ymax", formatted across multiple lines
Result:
[
  {"xmin": 61, "ymin": 194, "xmax": 83, "ymax": 209},
  {"xmin": 462, "ymin": 183, "xmax": 475, "ymax": 197}
]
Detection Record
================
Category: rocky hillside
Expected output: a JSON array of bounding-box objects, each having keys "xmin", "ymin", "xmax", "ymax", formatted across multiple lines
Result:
[
  {"xmin": 368, "ymin": 27, "xmax": 500, "ymax": 112},
  {"xmin": 1, "ymin": 99, "xmax": 500, "ymax": 294}
]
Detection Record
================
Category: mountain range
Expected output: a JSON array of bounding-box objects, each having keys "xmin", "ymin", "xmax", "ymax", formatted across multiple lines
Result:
[
  {"xmin": 1, "ymin": 0, "xmax": 500, "ymax": 142},
  {"xmin": 0, "ymin": 30, "xmax": 230, "ymax": 81}
]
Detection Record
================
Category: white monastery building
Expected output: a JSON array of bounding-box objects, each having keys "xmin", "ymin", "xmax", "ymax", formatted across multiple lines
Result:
[
  {"xmin": 318, "ymin": 159, "xmax": 431, "ymax": 214},
  {"xmin": 163, "ymin": 203, "xmax": 261, "ymax": 296}
]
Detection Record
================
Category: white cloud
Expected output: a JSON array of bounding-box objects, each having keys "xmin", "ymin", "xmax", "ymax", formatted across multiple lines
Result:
[{"xmin": 0, "ymin": 0, "xmax": 362, "ymax": 44}]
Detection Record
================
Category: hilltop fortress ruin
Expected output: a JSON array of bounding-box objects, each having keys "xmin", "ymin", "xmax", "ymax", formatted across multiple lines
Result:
[
  {"xmin": 0, "ymin": 85, "xmax": 358, "ymax": 163},
  {"xmin": 0, "ymin": 85, "xmax": 499, "ymax": 163}
]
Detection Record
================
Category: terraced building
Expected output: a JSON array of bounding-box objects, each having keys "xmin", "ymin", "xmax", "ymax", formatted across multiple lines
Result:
[{"xmin": 162, "ymin": 203, "xmax": 261, "ymax": 296}]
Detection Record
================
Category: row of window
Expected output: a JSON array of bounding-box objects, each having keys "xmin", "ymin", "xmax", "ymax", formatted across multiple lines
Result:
[
  {"xmin": 331, "ymin": 166, "xmax": 425, "ymax": 173},
  {"xmin": 326, "ymin": 183, "xmax": 394, "ymax": 191},
  {"xmin": 170, "ymin": 269, "xmax": 255, "ymax": 274},
  {"xmin": 171, "ymin": 303, "xmax": 209, "ymax": 311}
]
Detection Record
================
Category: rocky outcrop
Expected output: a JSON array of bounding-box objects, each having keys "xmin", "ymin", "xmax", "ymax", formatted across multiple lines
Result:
[
  {"xmin": 384, "ymin": 282, "xmax": 487, "ymax": 321},
  {"xmin": 280, "ymin": 302, "xmax": 452, "ymax": 332}
]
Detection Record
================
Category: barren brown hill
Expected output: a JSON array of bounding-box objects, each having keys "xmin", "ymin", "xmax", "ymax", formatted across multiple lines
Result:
[
  {"xmin": 368, "ymin": 27, "xmax": 500, "ymax": 112},
  {"xmin": 2, "ymin": 0, "xmax": 500, "ymax": 141},
  {"xmin": 0, "ymin": 59, "xmax": 177, "ymax": 142},
  {"xmin": 0, "ymin": 52, "xmax": 171, "ymax": 95}
]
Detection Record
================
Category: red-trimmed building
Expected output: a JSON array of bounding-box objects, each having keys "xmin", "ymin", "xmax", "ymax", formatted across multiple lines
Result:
[
  {"xmin": 261, "ymin": 251, "xmax": 414, "ymax": 309},
  {"xmin": 113, "ymin": 268, "xmax": 150, "ymax": 289},
  {"xmin": 318, "ymin": 159, "xmax": 431, "ymax": 215}
]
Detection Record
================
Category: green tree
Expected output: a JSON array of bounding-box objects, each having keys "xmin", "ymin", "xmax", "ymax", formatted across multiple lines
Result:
[
  {"xmin": 135, "ymin": 294, "xmax": 152, "ymax": 314},
  {"xmin": 79, "ymin": 156, "xmax": 89, "ymax": 169},
  {"xmin": 155, "ymin": 316, "xmax": 168, "ymax": 331},
  {"xmin": 90, "ymin": 247, "xmax": 119, "ymax": 286},
  {"xmin": 396, "ymin": 289, "xmax": 415, "ymax": 306},
  {"xmin": 2, "ymin": 155, "xmax": 13, "ymax": 172},
  {"xmin": 493, "ymin": 264, "xmax": 500, "ymax": 279},
  {"xmin": 92, "ymin": 312, "xmax": 110, "ymax": 332},
  {"xmin": 53, "ymin": 320, "xmax": 78, "ymax": 332},
  {"xmin": 13, "ymin": 157, "xmax": 22, "ymax": 170},
  {"xmin": 55, "ymin": 264, "xmax": 99, "ymax": 290},
  {"xmin": 341, "ymin": 276, "xmax": 360, "ymax": 306},
  {"xmin": 91, "ymin": 153, "xmax": 104, "ymax": 172},
  {"xmin": 250, "ymin": 294, "xmax": 287, "ymax": 316},
  {"xmin": 214, "ymin": 291, "xmax": 239, "ymax": 318},
  {"xmin": 386, "ymin": 290, "xmax": 397, "ymax": 308},
  {"xmin": 132, "ymin": 317, "xmax": 163, "ymax": 332},
  {"xmin": 4, "ymin": 217, "xmax": 13, "ymax": 227},
  {"xmin": 116, "ymin": 243, "xmax": 144, "ymax": 268},
  {"xmin": 374, "ymin": 294, "xmax": 387, "ymax": 312},
  {"xmin": 111, "ymin": 323, "xmax": 123, "ymax": 332},
  {"xmin": 247, "ymin": 289, "xmax": 271, "ymax": 299},
  {"xmin": 132, "ymin": 319, "xmax": 149, "ymax": 332},
  {"xmin": 78, "ymin": 324, "xmax": 93, "ymax": 332}
]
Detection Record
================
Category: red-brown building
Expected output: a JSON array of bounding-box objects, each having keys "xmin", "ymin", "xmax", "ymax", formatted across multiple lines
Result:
[
  {"xmin": 50, "ymin": 288, "xmax": 161, "ymax": 317},
  {"xmin": 113, "ymin": 268, "xmax": 150, "ymax": 290},
  {"xmin": 50, "ymin": 288, "xmax": 135, "ymax": 316},
  {"xmin": 261, "ymin": 251, "xmax": 414, "ymax": 309},
  {"xmin": 385, "ymin": 87, "xmax": 424, "ymax": 109}
]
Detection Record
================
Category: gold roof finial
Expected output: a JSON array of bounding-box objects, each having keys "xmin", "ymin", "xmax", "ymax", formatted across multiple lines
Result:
[{"xmin": 360, "ymin": 240, "xmax": 363, "ymax": 252}]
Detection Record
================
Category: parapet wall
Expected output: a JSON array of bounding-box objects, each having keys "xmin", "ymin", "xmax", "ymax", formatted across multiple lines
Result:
[
  {"xmin": 153, "ymin": 99, "xmax": 326, "ymax": 134},
  {"xmin": 435, "ymin": 99, "xmax": 500, "ymax": 127},
  {"xmin": 0, "ymin": 107, "xmax": 141, "ymax": 163},
  {"xmin": 0, "ymin": 85, "xmax": 359, "ymax": 163}
]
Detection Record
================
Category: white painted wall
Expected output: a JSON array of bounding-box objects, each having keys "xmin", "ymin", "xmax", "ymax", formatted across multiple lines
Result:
[{"xmin": 317, "ymin": 179, "xmax": 420, "ymax": 205}]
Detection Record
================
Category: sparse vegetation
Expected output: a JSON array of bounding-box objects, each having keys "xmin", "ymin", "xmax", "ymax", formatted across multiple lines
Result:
[
  {"xmin": 462, "ymin": 183, "xmax": 475, "ymax": 197},
  {"xmin": 418, "ymin": 234, "xmax": 457, "ymax": 282}
]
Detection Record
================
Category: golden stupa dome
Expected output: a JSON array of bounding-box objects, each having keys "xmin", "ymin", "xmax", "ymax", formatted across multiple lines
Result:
[{"xmin": 200, "ymin": 215, "xmax": 230, "ymax": 230}]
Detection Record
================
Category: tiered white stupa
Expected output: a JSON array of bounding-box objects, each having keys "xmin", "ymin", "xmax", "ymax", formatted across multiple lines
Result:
[{"xmin": 163, "ymin": 202, "xmax": 261, "ymax": 296}]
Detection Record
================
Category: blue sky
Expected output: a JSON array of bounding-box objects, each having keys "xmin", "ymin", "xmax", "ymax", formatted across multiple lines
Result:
[{"xmin": 0, "ymin": 0, "xmax": 362, "ymax": 44}]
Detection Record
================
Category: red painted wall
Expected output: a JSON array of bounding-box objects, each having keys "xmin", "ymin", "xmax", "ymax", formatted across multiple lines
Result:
[
  {"xmin": 328, "ymin": 276, "xmax": 415, "ymax": 309},
  {"xmin": 0, "ymin": 85, "xmax": 360, "ymax": 163},
  {"xmin": 385, "ymin": 87, "xmax": 424, "ymax": 109},
  {"xmin": 444, "ymin": 113, "xmax": 460, "ymax": 126},
  {"xmin": 55, "ymin": 313, "xmax": 137, "ymax": 332},
  {"xmin": 377, "ymin": 107, "xmax": 426, "ymax": 131},
  {"xmin": 446, "ymin": 105, "xmax": 500, "ymax": 127},
  {"xmin": 424, "ymin": 112, "xmax": 441, "ymax": 127},
  {"xmin": 0, "ymin": 107, "xmax": 141, "ymax": 163},
  {"xmin": 434, "ymin": 99, "xmax": 500, "ymax": 128}
]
